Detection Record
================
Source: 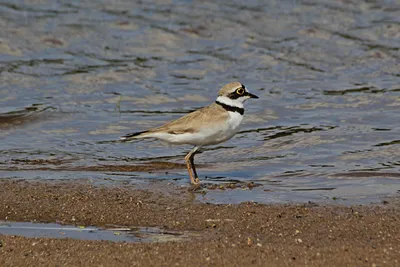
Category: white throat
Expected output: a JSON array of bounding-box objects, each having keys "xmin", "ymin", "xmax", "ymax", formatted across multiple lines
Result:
[{"xmin": 216, "ymin": 96, "xmax": 244, "ymax": 109}]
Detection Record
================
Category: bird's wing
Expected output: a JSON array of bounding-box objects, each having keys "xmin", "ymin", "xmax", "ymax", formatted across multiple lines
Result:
[{"xmin": 149, "ymin": 103, "xmax": 228, "ymax": 134}]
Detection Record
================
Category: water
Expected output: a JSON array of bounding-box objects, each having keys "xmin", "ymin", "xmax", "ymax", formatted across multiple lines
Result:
[
  {"xmin": 0, "ymin": 221, "xmax": 193, "ymax": 243},
  {"xmin": 1, "ymin": 0, "xmax": 399, "ymax": 204}
]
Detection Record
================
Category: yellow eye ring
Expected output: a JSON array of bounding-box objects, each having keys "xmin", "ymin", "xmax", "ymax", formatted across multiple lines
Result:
[{"xmin": 236, "ymin": 88, "xmax": 245, "ymax": 95}]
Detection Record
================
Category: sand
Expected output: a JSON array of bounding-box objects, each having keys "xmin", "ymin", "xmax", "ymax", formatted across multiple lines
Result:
[{"xmin": 0, "ymin": 180, "xmax": 399, "ymax": 266}]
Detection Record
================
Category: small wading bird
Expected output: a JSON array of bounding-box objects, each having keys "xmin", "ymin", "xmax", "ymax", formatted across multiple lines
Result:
[{"xmin": 121, "ymin": 82, "xmax": 258, "ymax": 184}]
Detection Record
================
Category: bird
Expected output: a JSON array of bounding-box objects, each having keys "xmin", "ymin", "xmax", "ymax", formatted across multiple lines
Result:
[{"xmin": 120, "ymin": 82, "xmax": 259, "ymax": 185}]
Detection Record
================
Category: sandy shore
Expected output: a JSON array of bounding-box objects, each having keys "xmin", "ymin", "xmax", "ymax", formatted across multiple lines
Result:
[{"xmin": 0, "ymin": 180, "xmax": 399, "ymax": 266}]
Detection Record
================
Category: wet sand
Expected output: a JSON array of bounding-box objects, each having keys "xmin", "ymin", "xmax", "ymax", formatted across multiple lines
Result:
[{"xmin": 0, "ymin": 180, "xmax": 399, "ymax": 266}]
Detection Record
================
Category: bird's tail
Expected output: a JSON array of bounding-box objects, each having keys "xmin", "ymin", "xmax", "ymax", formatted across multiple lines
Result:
[{"xmin": 120, "ymin": 130, "xmax": 149, "ymax": 141}]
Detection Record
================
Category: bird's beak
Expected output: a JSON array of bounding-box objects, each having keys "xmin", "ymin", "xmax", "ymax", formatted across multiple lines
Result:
[{"xmin": 246, "ymin": 92, "xmax": 259, "ymax": 99}]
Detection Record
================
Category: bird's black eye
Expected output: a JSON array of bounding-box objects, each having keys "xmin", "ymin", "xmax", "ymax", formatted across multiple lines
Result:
[{"xmin": 236, "ymin": 88, "xmax": 245, "ymax": 95}]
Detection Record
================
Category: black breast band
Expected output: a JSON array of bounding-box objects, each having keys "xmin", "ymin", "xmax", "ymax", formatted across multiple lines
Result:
[{"xmin": 215, "ymin": 101, "xmax": 244, "ymax": 115}]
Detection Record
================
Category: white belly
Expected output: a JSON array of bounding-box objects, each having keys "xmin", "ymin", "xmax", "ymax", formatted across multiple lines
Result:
[{"xmin": 149, "ymin": 111, "xmax": 243, "ymax": 146}]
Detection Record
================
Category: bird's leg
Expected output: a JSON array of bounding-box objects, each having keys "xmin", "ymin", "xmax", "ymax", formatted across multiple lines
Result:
[
  {"xmin": 190, "ymin": 154, "xmax": 198, "ymax": 180},
  {"xmin": 184, "ymin": 146, "xmax": 200, "ymax": 185},
  {"xmin": 184, "ymin": 152, "xmax": 197, "ymax": 185}
]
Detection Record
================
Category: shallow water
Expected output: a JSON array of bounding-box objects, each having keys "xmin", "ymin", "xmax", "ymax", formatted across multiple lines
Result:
[
  {"xmin": 1, "ymin": 0, "xmax": 399, "ymax": 204},
  {"xmin": 0, "ymin": 221, "xmax": 192, "ymax": 243}
]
